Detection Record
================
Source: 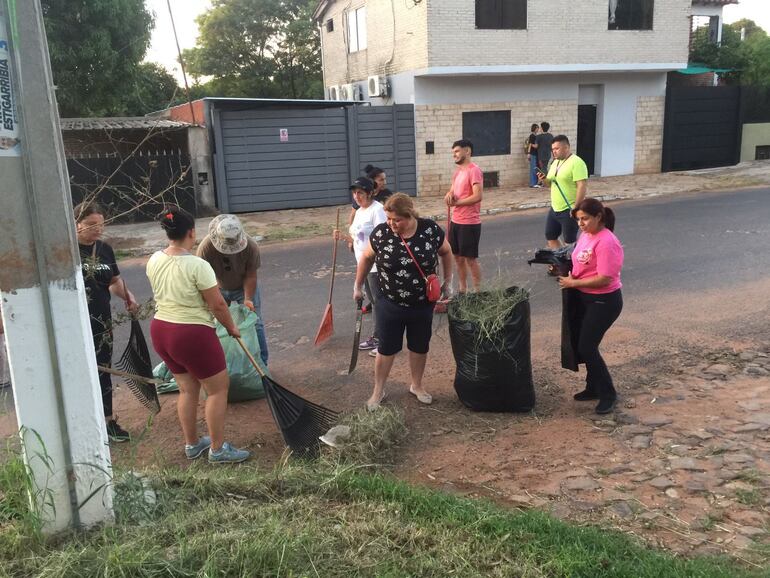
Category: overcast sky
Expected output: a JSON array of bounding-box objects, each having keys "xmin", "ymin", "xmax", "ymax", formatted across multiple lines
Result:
[
  {"xmin": 145, "ymin": 0, "xmax": 211, "ymax": 83},
  {"xmin": 145, "ymin": 0, "xmax": 770, "ymax": 83}
]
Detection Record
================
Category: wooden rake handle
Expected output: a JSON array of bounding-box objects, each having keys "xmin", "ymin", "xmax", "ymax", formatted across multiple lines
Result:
[
  {"xmin": 235, "ymin": 337, "xmax": 268, "ymax": 379},
  {"xmin": 98, "ymin": 365, "xmax": 163, "ymax": 385}
]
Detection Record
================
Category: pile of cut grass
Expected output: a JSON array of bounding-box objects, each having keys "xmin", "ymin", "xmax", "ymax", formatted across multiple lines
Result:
[{"xmin": 448, "ymin": 285, "xmax": 529, "ymax": 354}]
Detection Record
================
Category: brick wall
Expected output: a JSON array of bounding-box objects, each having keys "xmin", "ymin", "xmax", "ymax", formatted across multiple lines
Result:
[
  {"xmin": 415, "ymin": 101, "xmax": 578, "ymax": 197},
  {"xmin": 634, "ymin": 96, "xmax": 665, "ymax": 174},
  {"xmin": 426, "ymin": 0, "xmax": 690, "ymax": 68},
  {"xmin": 320, "ymin": 0, "xmax": 428, "ymax": 87}
]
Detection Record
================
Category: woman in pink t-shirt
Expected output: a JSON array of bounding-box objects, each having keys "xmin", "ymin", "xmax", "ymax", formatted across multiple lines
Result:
[{"xmin": 558, "ymin": 198, "xmax": 624, "ymax": 415}]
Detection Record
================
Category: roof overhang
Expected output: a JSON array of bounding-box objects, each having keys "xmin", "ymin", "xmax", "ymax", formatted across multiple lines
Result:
[
  {"xmin": 414, "ymin": 62, "xmax": 688, "ymax": 77},
  {"xmin": 202, "ymin": 97, "xmax": 363, "ymax": 109},
  {"xmin": 60, "ymin": 117, "xmax": 193, "ymax": 131},
  {"xmin": 312, "ymin": 0, "xmax": 331, "ymax": 22}
]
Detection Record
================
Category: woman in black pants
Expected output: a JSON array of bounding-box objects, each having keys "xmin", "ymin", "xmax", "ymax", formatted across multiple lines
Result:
[
  {"xmin": 558, "ymin": 198, "xmax": 624, "ymax": 414},
  {"xmin": 353, "ymin": 193, "xmax": 453, "ymax": 411}
]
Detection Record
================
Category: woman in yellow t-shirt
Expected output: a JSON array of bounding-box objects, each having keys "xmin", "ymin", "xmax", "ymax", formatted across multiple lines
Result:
[{"xmin": 146, "ymin": 206, "xmax": 249, "ymax": 464}]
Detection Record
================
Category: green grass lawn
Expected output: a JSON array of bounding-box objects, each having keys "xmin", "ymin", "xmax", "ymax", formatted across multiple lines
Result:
[{"xmin": 0, "ymin": 410, "xmax": 765, "ymax": 577}]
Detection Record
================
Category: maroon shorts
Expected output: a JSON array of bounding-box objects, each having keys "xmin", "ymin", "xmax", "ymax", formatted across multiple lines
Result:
[{"xmin": 150, "ymin": 319, "xmax": 226, "ymax": 380}]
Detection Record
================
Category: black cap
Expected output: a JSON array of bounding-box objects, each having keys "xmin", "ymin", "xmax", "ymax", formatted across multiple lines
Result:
[{"xmin": 349, "ymin": 177, "xmax": 374, "ymax": 193}]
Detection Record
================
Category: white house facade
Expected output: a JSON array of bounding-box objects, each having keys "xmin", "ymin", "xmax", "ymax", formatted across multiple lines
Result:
[{"xmin": 314, "ymin": 0, "xmax": 733, "ymax": 195}]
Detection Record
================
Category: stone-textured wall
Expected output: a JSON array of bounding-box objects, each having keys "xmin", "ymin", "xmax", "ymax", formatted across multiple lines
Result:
[
  {"xmin": 320, "ymin": 0, "xmax": 428, "ymax": 88},
  {"xmin": 427, "ymin": 0, "xmax": 690, "ymax": 68},
  {"xmin": 415, "ymin": 101, "xmax": 578, "ymax": 197},
  {"xmin": 634, "ymin": 96, "xmax": 665, "ymax": 174}
]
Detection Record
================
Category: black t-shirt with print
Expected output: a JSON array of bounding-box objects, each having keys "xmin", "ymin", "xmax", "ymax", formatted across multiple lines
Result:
[
  {"xmin": 352, "ymin": 187, "xmax": 393, "ymax": 209},
  {"xmin": 370, "ymin": 218, "xmax": 445, "ymax": 307},
  {"xmin": 79, "ymin": 241, "xmax": 120, "ymax": 324}
]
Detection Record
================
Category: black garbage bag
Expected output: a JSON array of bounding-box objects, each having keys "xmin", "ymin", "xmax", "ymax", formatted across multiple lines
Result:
[{"xmin": 447, "ymin": 287, "xmax": 535, "ymax": 412}]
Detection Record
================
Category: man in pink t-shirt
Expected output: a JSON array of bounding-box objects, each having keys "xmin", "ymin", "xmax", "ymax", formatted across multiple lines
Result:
[{"xmin": 444, "ymin": 139, "xmax": 483, "ymax": 292}]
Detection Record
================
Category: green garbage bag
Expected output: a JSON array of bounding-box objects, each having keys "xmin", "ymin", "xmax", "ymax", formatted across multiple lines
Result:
[{"xmin": 152, "ymin": 304, "xmax": 267, "ymax": 402}]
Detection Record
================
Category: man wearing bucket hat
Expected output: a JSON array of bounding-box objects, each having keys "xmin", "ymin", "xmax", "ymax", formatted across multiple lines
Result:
[{"xmin": 197, "ymin": 214, "xmax": 269, "ymax": 364}]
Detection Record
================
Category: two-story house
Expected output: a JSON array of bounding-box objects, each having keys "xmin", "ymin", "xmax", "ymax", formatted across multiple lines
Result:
[{"xmin": 314, "ymin": 0, "xmax": 731, "ymax": 196}]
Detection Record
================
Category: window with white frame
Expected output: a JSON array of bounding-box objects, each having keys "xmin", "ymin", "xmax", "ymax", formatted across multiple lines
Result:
[{"xmin": 347, "ymin": 7, "xmax": 367, "ymax": 53}]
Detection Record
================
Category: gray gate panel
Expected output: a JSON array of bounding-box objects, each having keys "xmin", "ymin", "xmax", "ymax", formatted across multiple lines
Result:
[
  {"xmin": 218, "ymin": 107, "xmax": 350, "ymax": 212},
  {"xmin": 214, "ymin": 103, "xmax": 416, "ymax": 212}
]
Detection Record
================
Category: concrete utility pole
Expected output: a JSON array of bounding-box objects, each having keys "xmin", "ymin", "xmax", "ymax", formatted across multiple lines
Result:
[{"xmin": 0, "ymin": 1, "xmax": 113, "ymax": 531}]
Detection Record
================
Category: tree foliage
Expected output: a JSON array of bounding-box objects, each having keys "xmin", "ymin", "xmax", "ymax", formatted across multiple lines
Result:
[
  {"xmin": 42, "ymin": 0, "xmax": 179, "ymax": 117},
  {"xmin": 690, "ymin": 19, "xmax": 770, "ymax": 87},
  {"xmin": 182, "ymin": 0, "xmax": 322, "ymax": 99}
]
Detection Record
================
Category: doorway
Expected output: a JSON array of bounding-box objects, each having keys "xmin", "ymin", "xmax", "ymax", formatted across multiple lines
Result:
[{"xmin": 577, "ymin": 104, "xmax": 597, "ymax": 175}]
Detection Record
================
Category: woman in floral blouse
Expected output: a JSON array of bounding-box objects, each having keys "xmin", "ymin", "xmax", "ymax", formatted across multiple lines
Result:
[{"xmin": 353, "ymin": 193, "xmax": 453, "ymax": 411}]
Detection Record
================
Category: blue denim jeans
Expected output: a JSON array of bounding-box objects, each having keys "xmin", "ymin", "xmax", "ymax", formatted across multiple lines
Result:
[
  {"xmin": 220, "ymin": 286, "xmax": 268, "ymax": 364},
  {"xmin": 529, "ymin": 154, "xmax": 539, "ymax": 187}
]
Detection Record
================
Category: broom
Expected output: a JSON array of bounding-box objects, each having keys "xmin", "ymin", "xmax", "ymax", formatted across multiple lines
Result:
[
  {"xmin": 314, "ymin": 207, "xmax": 341, "ymax": 346},
  {"xmin": 236, "ymin": 337, "xmax": 337, "ymax": 457}
]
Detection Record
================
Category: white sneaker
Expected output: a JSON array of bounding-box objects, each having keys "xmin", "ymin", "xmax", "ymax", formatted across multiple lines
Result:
[{"xmin": 368, "ymin": 348, "xmax": 378, "ymax": 358}]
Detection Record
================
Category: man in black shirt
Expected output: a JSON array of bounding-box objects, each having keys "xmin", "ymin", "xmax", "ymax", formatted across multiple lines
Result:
[{"xmin": 534, "ymin": 121, "xmax": 554, "ymax": 176}]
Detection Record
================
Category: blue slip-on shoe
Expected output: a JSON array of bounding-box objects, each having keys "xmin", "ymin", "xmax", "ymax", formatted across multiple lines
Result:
[
  {"xmin": 185, "ymin": 436, "xmax": 212, "ymax": 460},
  {"xmin": 208, "ymin": 442, "xmax": 250, "ymax": 464}
]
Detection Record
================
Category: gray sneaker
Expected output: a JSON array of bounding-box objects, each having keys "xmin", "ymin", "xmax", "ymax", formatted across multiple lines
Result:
[
  {"xmin": 185, "ymin": 436, "xmax": 211, "ymax": 460},
  {"xmin": 208, "ymin": 442, "xmax": 250, "ymax": 464}
]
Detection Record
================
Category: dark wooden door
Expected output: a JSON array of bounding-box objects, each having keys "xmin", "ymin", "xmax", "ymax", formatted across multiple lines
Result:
[{"xmin": 577, "ymin": 104, "xmax": 597, "ymax": 176}]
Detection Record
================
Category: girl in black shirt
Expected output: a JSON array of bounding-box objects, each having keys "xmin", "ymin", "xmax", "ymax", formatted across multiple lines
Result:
[{"xmin": 75, "ymin": 202, "xmax": 138, "ymax": 442}]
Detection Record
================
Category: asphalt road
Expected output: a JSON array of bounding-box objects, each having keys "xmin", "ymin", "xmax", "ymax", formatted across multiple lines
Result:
[{"xmin": 112, "ymin": 187, "xmax": 770, "ymax": 367}]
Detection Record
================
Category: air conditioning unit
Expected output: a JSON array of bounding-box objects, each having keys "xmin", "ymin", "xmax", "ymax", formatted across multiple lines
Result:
[
  {"xmin": 328, "ymin": 85, "xmax": 341, "ymax": 100},
  {"xmin": 367, "ymin": 75, "xmax": 389, "ymax": 98},
  {"xmin": 340, "ymin": 83, "xmax": 355, "ymax": 101}
]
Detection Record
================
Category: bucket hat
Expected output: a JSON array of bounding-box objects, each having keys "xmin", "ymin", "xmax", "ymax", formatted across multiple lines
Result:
[{"xmin": 208, "ymin": 214, "xmax": 248, "ymax": 255}]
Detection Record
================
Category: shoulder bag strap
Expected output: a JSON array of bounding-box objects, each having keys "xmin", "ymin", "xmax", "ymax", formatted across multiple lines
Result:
[
  {"xmin": 398, "ymin": 234, "xmax": 427, "ymax": 280},
  {"xmin": 552, "ymin": 158, "xmax": 573, "ymax": 211}
]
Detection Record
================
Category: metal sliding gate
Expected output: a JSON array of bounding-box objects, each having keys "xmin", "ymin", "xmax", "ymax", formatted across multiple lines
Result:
[{"xmin": 212, "ymin": 104, "xmax": 416, "ymax": 213}]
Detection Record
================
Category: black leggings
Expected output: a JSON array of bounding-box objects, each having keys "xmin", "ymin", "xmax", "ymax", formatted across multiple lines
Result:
[
  {"xmin": 576, "ymin": 290, "xmax": 623, "ymax": 401},
  {"xmin": 92, "ymin": 317, "xmax": 113, "ymax": 417}
]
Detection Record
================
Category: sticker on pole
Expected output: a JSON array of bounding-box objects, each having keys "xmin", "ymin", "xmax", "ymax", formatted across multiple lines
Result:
[
  {"xmin": 0, "ymin": 20, "xmax": 20, "ymax": 157},
  {"xmin": 279, "ymin": 128, "xmax": 289, "ymax": 142}
]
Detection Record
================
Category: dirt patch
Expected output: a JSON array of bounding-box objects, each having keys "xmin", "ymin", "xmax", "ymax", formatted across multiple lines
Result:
[{"xmin": 2, "ymin": 277, "xmax": 769, "ymax": 566}]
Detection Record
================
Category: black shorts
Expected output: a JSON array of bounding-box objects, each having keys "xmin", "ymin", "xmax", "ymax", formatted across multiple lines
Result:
[
  {"xmin": 545, "ymin": 208, "xmax": 579, "ymax": 243},
  {"xmin": 448, "ymin": 223, "xmax": 481, "ymax": 258},
  {"xmin": 375, "ymin": 297, "xmax": 434, "ymax": 355}
]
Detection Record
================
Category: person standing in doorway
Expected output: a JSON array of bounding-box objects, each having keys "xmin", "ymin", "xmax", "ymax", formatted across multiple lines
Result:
[
  {"xmin": 444, "ymin": 139, "xmax": 483, "ymax": 293},
  {"xmin": 74, "ymin": 202, "xmax": 139, "ymax": 443},
  {"xmin": 539, "ymin": 135, "xmax": 588, "ymax": 250},
  {"xmin": 534, "ymin": 121, "xmax": 554, "ymax": 175},
  {"xmin": 197, "ymin": 215, "xmax": 268, "ymax": 365},
  {"xmin": 527, "ymin": 123, "xmax": 540, "ymax": 188}
]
